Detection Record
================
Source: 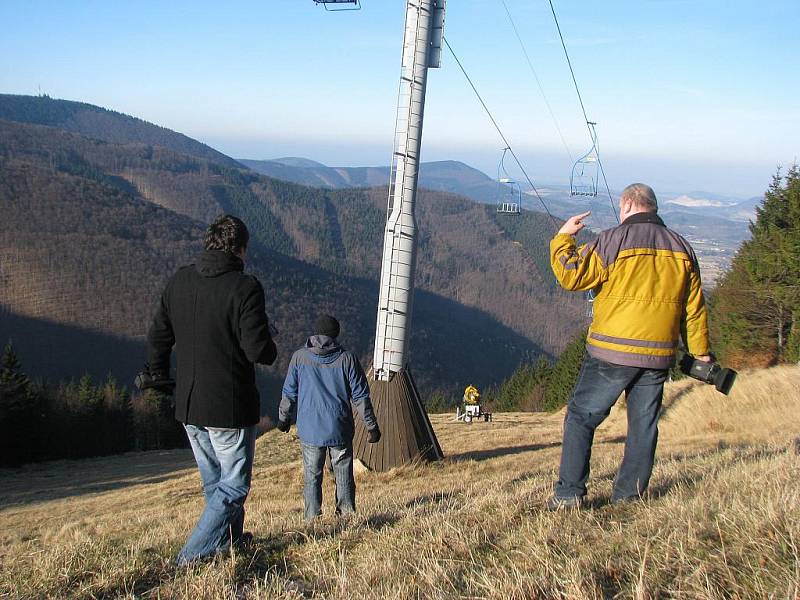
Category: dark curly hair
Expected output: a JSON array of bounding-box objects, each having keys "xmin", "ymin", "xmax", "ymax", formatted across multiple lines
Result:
[{"xmin": 204, "ymin": 215, "xmax": 250, "ymax": 254}]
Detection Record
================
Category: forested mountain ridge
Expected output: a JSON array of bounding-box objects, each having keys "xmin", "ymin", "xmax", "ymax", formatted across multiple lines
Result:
[
  {"xmin": 0, "ymin": 115, "xmax": 586, "ymax": 354},
  {"xmin": 0, "ymin": 145, "xmax": 543, "ymax": 401},
  {"xmin": 0, "ymin": 94, "xmax": 242, "ymax": 169},
  {"xmin": 0, "ymin": 99, "xmax": 588, "ymax": 403}
]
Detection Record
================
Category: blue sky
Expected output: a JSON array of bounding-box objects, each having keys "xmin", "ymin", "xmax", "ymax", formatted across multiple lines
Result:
[{"xmin": 1, "ymin": 0, "xmax": 797, "ymax": 197}]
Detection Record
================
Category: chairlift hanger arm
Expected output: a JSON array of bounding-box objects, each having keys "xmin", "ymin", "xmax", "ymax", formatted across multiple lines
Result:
[
  {"xmin": 569, "ymin": 120, "xmax": 600, "ymax": 197},
  {"xmin": 313, "ymin": 0, "xmax": 361, "ymax": 10},
  {"xmin": 496, "ymin": 147, "xmax": 521, "ymax": 215}
]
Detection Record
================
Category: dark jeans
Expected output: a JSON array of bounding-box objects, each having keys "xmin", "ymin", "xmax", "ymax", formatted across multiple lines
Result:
[
  {"xmin": 555, "ymin": 355, "xmax": 667, "ymax": 501},
  {"xmin": 301, "ymin": 442, "xmax": 355, "ymax": 521},
  {"xmin": 177, "ymin": 424, "xmax": 256, "ymax": 565}
]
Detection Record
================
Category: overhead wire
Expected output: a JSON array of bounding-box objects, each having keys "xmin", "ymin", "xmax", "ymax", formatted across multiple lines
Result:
[
  {"xmin": 499, "ymin": 0, "xmax": 573, "ymax": 164},
  {"xmin": 443, "ymin": 36, "xmax": 560, "ymax": 232},
  {"xmin": 546, "ymin": 0, "xmax": 619, "ymax": 223}
]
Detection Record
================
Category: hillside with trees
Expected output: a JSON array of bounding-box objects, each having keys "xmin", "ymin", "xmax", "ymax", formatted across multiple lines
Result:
[
  {"xmin": 0, "ymin": 340, "xmax": 185, "ymax": 467},
  {"xmin": 0, "ymin": 111, "xmax": 585, "ymax": 356},
  {"xmin": 0, "ymin": 94, "xmax": 241, "ymax": 168},
  {"xmin": 0, "ymin": 99, "xmax": 590, "ymax": 422},
  {"xmin": 0, "ymin": 151, "xmax": 541, "ymax": 399},
  {"xmin": 710, "ymin": 167, "xmax": 800, "ymax": 367}
]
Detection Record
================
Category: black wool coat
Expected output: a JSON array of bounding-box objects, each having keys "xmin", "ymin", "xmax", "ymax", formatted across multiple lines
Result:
[{"xmin": 147, "ymin": 250, "xmax": 277, "ymax": 428}]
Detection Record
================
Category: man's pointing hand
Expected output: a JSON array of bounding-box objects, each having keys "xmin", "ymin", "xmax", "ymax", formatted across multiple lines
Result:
[{"xmin": 558, "ymin": 211, "xmax": 591, "ymax": 236}]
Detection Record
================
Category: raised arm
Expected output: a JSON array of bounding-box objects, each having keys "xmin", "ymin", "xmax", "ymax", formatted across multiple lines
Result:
[{"xmin": 550, "ymin": 233, "xmax": 607, "ymax": 292}]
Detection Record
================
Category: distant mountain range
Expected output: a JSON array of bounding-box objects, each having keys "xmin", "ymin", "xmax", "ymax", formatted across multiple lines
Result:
[
  {"xmin": 661, "ymin": 193, "xmax": 762, "ymax": 222},
  {"xmin": 239, "ymin": 157, "xmax": 500, "ymax": 205},
  {"xmin": 241, "ymin": 156, "xmax": 759, "ymax": 220},
  {"xmin": 0, "ymin": 95, "xmax": 588, "ymax": 408},
  {"xmin": 242, "ymin": 156, "xmax": 760, "ymax": 284}
]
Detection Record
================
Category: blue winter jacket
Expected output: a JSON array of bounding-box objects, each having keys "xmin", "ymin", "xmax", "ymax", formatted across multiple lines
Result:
[{"xmin": 279, "ymin": 335, "xmax": 378, "ymax": 447}]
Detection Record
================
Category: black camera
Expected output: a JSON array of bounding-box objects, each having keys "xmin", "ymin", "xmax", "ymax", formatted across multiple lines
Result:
[
  {"xmin": 134, "ymin": 365, "xmax": 176, "ymax": 395},
  {"xmin": 678, "ymin": 354, "xmax": 737, "ymax": 395}
]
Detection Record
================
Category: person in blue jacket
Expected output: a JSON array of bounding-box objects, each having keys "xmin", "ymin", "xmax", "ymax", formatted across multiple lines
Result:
[{"xmin": 277, "ymin": 315, "xmax": 381, "ymax": 521}]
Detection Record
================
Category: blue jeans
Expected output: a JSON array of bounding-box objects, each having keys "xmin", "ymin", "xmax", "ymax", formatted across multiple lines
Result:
[
  {"xmin": 301, "ymin": 442, "xmax": 355, "ymax": 521},
  {"xmin": 177, "ymin": 424, "xmax": 256, "ymax": 565},
  {"xmin": 555, "ymin": 355, "xmax": 667, "ymax": 501}
]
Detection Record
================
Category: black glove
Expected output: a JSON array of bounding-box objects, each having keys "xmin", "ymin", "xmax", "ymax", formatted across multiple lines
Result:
[
  {"xmin": 368, "ymin": 427, "xmax": 381, "ymax": 444},
  {"xmin": 134, "ymin": 366, "xmax": 175, "ymax": 395},
  {"xmin": 276, "ymin": 419, "xmax": 291, "ymax": 433}
]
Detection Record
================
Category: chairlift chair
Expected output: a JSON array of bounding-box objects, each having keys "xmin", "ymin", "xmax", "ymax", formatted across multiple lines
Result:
[
  {"xmin": 313, "ymin": 0, "xmax": 361, "ymax": 10},
  {"xmin": 496, "ymin": 148, "xmax": 521, "ymax": 215},
  {"xmin": 570, "ymin": 122, "xmax": 599, "ymax": 197}
]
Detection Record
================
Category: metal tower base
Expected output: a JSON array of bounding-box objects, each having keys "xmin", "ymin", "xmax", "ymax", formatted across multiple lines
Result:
[{"xmin": 353, "ymin": 368, "xmax": 444, "ymax": 471}]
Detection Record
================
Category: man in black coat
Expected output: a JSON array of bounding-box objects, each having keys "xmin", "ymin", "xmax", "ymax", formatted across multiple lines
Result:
[{"xmin": 147, "ymin": 215, "xmax": 277, "ymax": 565}]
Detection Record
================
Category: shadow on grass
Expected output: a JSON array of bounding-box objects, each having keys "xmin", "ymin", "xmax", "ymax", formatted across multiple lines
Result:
[
  {"xmin": 448, "ymin": 442, "xmax": 561, "ymax": 463},
  {"xmin": 659, "ymin": 383, "xmax": 702, "ymax": 419},
  {"xmin": 0, "ymin": 450, "xmax": 196, "ymax": 507},
  {"xmin": 80, "ymin": 561, "xmax": 178, "ymax": 600},
  {"xmin": 229, "ymin": 510, "xmax": 403, "ymax": 590},
  {"xmin": 599, "ymin": 435, "xmax": 627, "ymax": 445},
  {"xmin": 578, "ymin": 442, "xmax": 793, "ymax": 510},
  {"xmin": 403, "ymin": 489, "xmax": 462, "ymax": 515},
  {"xmin": 501, "ymin": 439, "xmax": 793, "ymax": 511},
  {"xmin": 647, "ymin": 443, "xmax": 789, "ymax": 501}
]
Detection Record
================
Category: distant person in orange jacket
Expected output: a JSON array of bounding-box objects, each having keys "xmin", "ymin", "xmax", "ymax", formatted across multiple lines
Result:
[{"xmin": 546, "ymin": 184, "xmax": 712, "ymax": 510}]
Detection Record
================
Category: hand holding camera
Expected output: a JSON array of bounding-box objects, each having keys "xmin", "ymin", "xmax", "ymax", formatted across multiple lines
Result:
[
  {"xmin": 678, "ymin": 354, "xmax": 737, "ymax": 395},
  {"xmin": 134, "ymin": 364, "xmax": 176, "ymax": 395}
]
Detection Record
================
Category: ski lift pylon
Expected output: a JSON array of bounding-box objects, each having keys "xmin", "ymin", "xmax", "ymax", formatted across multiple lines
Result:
[
  {"xmin": 313, "ymin": 0, "xmax": 361, "ymax": 10},
  {"xmin": 570, "ymin": 121, "xmax": 599, "ymax": 197},
  {"xmin": 496, "ymin": 147, "xmax": 521, "ymax": 215}
]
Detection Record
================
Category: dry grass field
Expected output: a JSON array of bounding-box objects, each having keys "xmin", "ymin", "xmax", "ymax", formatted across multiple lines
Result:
[{"xmin": 1, "ymin": 365, "xmax": 798, "ymax": 599}]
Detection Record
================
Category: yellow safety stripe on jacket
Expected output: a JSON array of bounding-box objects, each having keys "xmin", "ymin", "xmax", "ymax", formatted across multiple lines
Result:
[{"xmin": 549, "ymin": 217, "xmax": 710, "ymax": 369}]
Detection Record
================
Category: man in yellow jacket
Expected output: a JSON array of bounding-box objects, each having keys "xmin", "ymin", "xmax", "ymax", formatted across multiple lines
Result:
[{"xmin": 547, "ymin": 183, "xmax": 711, "ymax": 509}]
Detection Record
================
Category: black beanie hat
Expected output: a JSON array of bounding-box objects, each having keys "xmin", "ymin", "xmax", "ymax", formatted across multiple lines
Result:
[{"xmin": 315, "ymin": 314, "xmax": 340, "ymax": 339}]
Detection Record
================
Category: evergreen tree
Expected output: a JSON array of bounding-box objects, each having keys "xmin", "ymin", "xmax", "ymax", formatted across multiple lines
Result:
[
  {"xmin": 1, "ymin": 340, "xmax": 30, "ymax": 390},
  {"xmin": 77, "ymin": 373, "xmax": 99, "ymax": 405},
  {"xmin": 0, "ymin": 340, "xmax": 44, "ymax": 465},
  {"xmin": 490, "ymin": 355, "xmax": 552, "ymax": 412},
  {"xmin": 425, "ymin": 389, "xmax": 451, "ymax": 414},
  {"xmin": 711, "ymin": 167, "xmax": 800, "ymax": 365},
  {"xmin": 114, "ymin": 382, "xmax": 136, "ymax": 452},
  {"xmin": 543, "ymin": 331, "xmax": 587, "ymax": 411}
]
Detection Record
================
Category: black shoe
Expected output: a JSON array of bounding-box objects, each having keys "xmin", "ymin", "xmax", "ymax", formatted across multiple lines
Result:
[
  {"xmin": 545, "ymin": 496, "xmax": 583, "ymax": 511},
  {"xmin": 234, "ymin": 531, "xmax": 254, "ymax": 549}
]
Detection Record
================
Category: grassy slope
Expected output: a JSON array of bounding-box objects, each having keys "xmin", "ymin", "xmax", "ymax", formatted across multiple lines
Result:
[{"xmin": 1, "ymin": 366, "xmax": 798, "ymax": 599}]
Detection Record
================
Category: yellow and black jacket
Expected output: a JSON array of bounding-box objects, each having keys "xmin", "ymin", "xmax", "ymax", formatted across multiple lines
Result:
[{"xmin": 550, "ymin": 212, "xmax": 710, "ymax": 369}]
